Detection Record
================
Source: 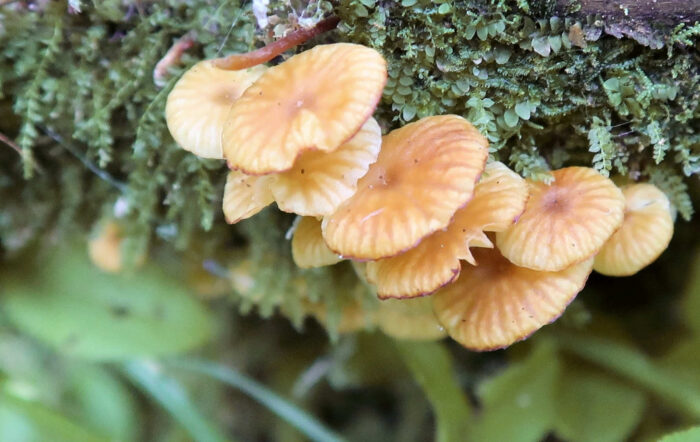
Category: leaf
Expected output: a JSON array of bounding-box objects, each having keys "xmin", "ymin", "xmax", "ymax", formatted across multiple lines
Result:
[
  {"xmin": 123, "ymin": 361, "xmax": 231, "ymax": 442},
  {"xmin": 553, "ymin": 370, "xmax": 646, "ymax": 442},
  {"xmin": 558, "ymin": 333, "xmax": 700, "ymax": 419},
  {"xmin": 395, "ymin": 341, "xmax": 471, "ymax": 442},
  {"xmin": 0, "ymin": 389, "xmax": 109, "ymax": 442},
  {"xmin": 603, "ymin": 78, "xmax": 620, "ymax": 91},
  {"xmin": 168, "ymin": 359, "xmax": 345, "ymax": 442},
  {"xmin": 531, "ymin": 36, "xmax": 551, "ymax": 56},
  {"xmin": 68, "ymin": 364, "xmax": 139, "ymax": 441},
  {"xmin": 515, "ymin": 101, "xmax": 531, "ymax": 120},
  {"xmin": 504, "ymin": 109, "xmax": 520, "ymax": 127},
  {"xmin": 472, "ymin": 341, "xmax": 560, "ymax": 442},
  {"xmin": 658, "ymin": 427, "xmax": 700, "ymax": 442},
  {"xmin": 0, "ymin": 246, "xmax": 213, "ymax": 361},
  {"xmin": 682, "ymin": 252, "xmax": 700, "ymax": 334}
]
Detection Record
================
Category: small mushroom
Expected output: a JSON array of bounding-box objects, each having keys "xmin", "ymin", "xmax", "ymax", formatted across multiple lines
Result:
[
  {"xmin": 221, "ymin": 118, "xmax": 381, "ymax": 223},
  {"xmin": 222, "ymin": 43, "xmax": 387, "ymax": 174},
  {"xmin": 88, "ymin": 221, "xmax": 144, "ymax": 273},
  {"xmin": 165, "ymin": 61, "xmax": 266, "ymax": 159},
  {"xmin": 292, "ymin": 217, "xmax": 342, "ymax": 268},
  {"xmin": 271, "ymin": 117, "xmax": 382, "ymax": 216},
  {"xmin": 322, "ymin": 115, "xmax": 489, "ymax": 260},
  {"xmin": 432, "ymin": 246, "xmax": 594, "ymax": 351},
  {"xmin": 593, "ymin": 183, "xmax": 674, "ymax": 276},
  {"xmin": 377, "ymin": 297, "xmax": 446, "ymax": 341},
  {"xmin": 221, "ymin": 170, "xmax": 275, "ymax": 224},
  {"xmin": 496, "ymin": 167, "xmax": 625, "ymax": 271},
  {"xmin": 365, "ymin": 162, "xmax": 528, "ymax": 299}
]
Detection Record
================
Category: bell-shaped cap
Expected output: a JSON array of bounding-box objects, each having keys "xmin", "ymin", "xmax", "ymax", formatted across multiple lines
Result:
[
  {"xmin": 322, "ymin": 115, "xmax": 489, "ymax": 260},
  {"xmin": 433, "ymin": 247, "xmax": 593, "ymax": 351},
  {"xmin": 594, "ymin": 183, "xmax": 673, "ymax": 276},
  {"xmin": 365, "ymin": 162, "xmax": 528, "ymax": 298},
  {"xmin": 222, "ymin": 43, "xmax": 387, "ymax": 174},
  {"xmin": 271, "ymin": 117, "xmax": 382, "ymax": 216},
  {"xmin": 497, "ymin": 167, "xmax": 625, "ymax": 271},
  {"xmin": 165, "ymin": 61, "xmax": 266, "ymax": 159},
  {"xmin": 222, "ymin": 170, "xmax": 274, "ymax": 224},
  {"xmin": 377, "ymin": 297, "xmax": 446, "ymax": 341},
  {"xmin": 292, "ymin": 217, "xmax": 342, "ymax": 268}
]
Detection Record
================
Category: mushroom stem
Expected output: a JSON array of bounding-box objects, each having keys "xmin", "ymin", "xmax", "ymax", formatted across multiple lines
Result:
[{"xmin": 212, "ymin": 16, "xmax": 341, "ymax": 70}]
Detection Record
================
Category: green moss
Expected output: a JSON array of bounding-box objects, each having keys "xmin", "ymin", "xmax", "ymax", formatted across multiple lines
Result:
[{"xmin": 1, "ymin": 0, "xmax": 698, "ymax": 332}]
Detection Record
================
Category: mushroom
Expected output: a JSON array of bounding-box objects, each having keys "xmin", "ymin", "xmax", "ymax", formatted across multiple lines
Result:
[
  {"xmin": 88, "ymin": 221, "xmax": 144, "ymax": 273},
  {"xmin": 222, "ymin": 170, "xmax": 275, "ymax": 224},
  {"xmin": 270, "ymin": 117, "xmax": 382, "ymax": 216},
  {"xmin": 432, "ymin": 246, "xmax": 594, "ymax": 351},
  {"xmin": 221, "ymin": 118, "xmax": 381, "ymax": 223},
  {"xmin": 377, "ymin": 297, "xmax": 446, "ymax": 341},
  {"xmin": 292, "ymin": 217, "xmax": 342, "ymax": 268},
  {"xmin": 496, "ymin": 167, "xmax": 625, "ymax": 272},
  {"xmin": 322, "ymin": 115, "xmax": 489, "ymax": 260},
  {"xmin": 165, "ymin": 61, "xmax": 266, "ymax": 159},
  {"xmin": 593, "ymin": 183, "xmax": 674, "ymax": 276},
  {"xmin": 222, "ymin": 43, "xmax": 387, "ymax": 174},
  {"xmin": 365, "ymin": 162, "xmax": 528, "ymax": 299}
]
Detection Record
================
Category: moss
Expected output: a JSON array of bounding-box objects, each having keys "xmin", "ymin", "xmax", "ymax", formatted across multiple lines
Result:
[{"xmin": 1, "ymin": 0, "xmax": 698, "ymax": 332}]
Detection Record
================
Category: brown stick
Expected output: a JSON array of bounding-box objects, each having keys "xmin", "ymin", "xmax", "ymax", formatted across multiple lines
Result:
[
  {"xmin": 0, "ymin": 131, "xmax": 22, "ymax": 156},
  {"xmin": 0, "ymin": 131, "xmax": 45, "ymax": 174},
  {"xmin": 153, "ymin": 33, "xmax": 195, "ymax": 86},
  {"xmin": 212, "ymin": 16, "xmax": 340, "ymax": 71}
]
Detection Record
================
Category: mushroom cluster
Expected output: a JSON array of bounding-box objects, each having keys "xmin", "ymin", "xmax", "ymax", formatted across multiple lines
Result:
[{"xmin": 164, "ymin": 27, "xmax": 676, "ymax": 352}]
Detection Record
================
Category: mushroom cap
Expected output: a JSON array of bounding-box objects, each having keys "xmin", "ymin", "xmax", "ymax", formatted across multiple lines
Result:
[
  {"xmin": 165, "ymin": 61, "xmax": 266, "ymax": 159},
  {"xmin": 292, "ymin": 217, "xmax": 342, "ymax": 268},
  {"xmin": 88, "ymin": 221, "xmax": 125, "ymax": 273},
  {"xmin": 377, "ymin": 297, "xmax": 447, "ymax": 341},
  {"xmin": 322, "ymin": 115, "xmax": 489, "ymax": 260},
  {"xmin": 271, "ymin": 117, "xmax": 382, "ymax": 217},
  {"xmin": 222, "ymin": 170, "xmax": 274, "ymax": 224},
  {"xmin": 496, "ymin": 167, "xmax": 625, "ymax": 272},
  {"xmin": 593, "ymin": 183, "xmax": 674, "ymax": 276},
  {"xmin": 366, "ymin": 162, "xmax": 528, "ymax": 299},
  {"xmin": 433, "ymin": 247, "xmax": 593, "ymax": 351},
  {"xmin": 222, "ymin": 43, "xmax": 387, "ymax": 174}
]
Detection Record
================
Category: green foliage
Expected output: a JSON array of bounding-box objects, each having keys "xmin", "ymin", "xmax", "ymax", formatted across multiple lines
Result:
[
  {"xmin": 554, "ymin": 370, "xmax": 646, "ymax": 442},
  {"xmin": 0, "ymin": 245, "xmax": 213, "ymax": 360},
  {"xmin": 658, "ymin": 426, "xmax": 700, "ymax": 442},
  {"xmin": 396, "ymin": 341, "xmax": 471, "ymax": 442},
  {"xmin": 472, "ymin": 341, "xmax": 560, "ymax": 442}
]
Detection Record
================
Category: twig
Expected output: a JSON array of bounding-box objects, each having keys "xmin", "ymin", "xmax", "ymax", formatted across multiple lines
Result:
[
  {"xmin": 42, "ymin": 127, "xmax": 127, "ymax": 192},
  {"xmin": 212, "ymin": 16, "xmax": 340, "ymax": 70},
  {"xmin": 0, "ymin": 131, "xmax": 45, "ymax": 174},
  {"xmin": 0, "ymin": 131, "xmax": 22, "ymax": 156}
]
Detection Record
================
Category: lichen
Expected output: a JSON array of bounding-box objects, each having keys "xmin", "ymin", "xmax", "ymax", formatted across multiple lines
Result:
[{"xmin": 1, "ymin": 0, "xmax": 698, "ymax": 333}]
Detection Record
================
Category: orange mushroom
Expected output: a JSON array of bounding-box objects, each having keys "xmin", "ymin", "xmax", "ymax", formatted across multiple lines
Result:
[
  {"xmin": 222, "ymin": 43, "xmax": 387, "ymax": 174},
  {"xmin": 322, "ymin": 115, "xmax": 489, "ymax": 260},
  {"xmin": 377, "ymin": 297, "xmax": 446, "ymax": 341},
  {"xmin": 292, "ymin": 217, "xmax": 341, "ymax": 268},
  {"xmin": 221, "ymin": 170, "xmax": 275, "ymax": 224},
  {"xmin": 365, "ymin": 162, "xmax": 528, "ymax": 299},
  {"xmin": 165, "ymin": 61, "xmax": 266, "ymax": 159},
  {"xmin": 433, "ymin": 246, "xmax": 594, "ymax": 351},
  {"xmin": 593, "ymin": 183, "xmax": 674, "ymax": 276},
  {"xmin": 271, "ymin": 117, "xmax": 382, "ymax": 216},
  {"xmin": 222, "ymin": 118, "xmax": 381, "ymax": 223},
  {"xmin": 496, "ymin": 167, "xmax": 625, "ymax": 272},
  {"xmin": 88, "ymin": 221, "xmax": 145, "ymax": 273}
]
